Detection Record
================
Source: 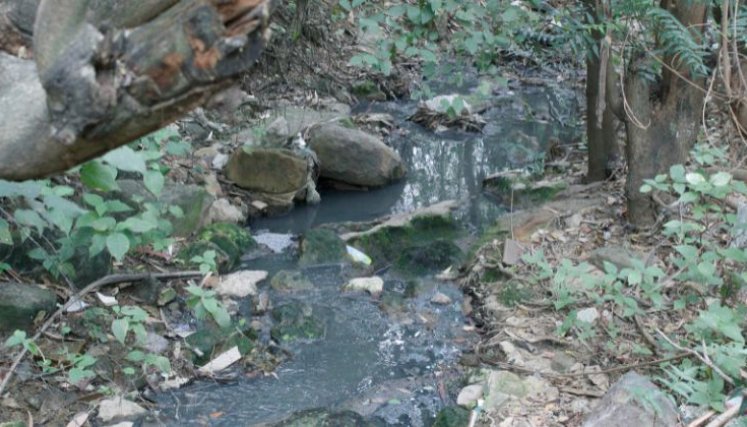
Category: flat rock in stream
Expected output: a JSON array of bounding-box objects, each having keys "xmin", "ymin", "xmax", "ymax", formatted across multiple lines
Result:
[
  {"xmin": 343, "ymin": 276, "xmax": 384, "ymax": 295},
  {"xmin": 582, "ymin": 372, "xmax": 677, "ymax": 427}
]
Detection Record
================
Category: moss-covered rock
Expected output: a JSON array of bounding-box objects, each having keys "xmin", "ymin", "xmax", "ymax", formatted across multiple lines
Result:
[
  {"xmin": 350, "ymin": 212, "xmax": 463, "ymax": 276},
  {"xmin": 178, "ymin": 222, "xmax": 256, "ymax": 273},
  {"xmin": 0, "ymin": 282, "xmax": 56, "ymax": 334},
  {"xmin": 271, "ymin": 270, "xmax": 314, "ymax": 292},
  {"xmin": 186, "ymin": 322, "xmax": 257, "ymax": 365},
  {"xmin": 299, "ymin": 229, "xmax": 347, "ymax": 267},
  {"xmin": 432, "ymin": 406, "xmax": 470, "ymax": 427},
  {"xmin": 270, "ymin": 302, "xmax": 325, "ymax": 342},
  {"xmin": 351, "ymin": 80, "xmax": 387, "ymax": 101}
]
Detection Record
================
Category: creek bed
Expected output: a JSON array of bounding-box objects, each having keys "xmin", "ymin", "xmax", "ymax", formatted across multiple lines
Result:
[{"xmin": 150, "ymin": 77, "xmax": 578, "ymax": 426}]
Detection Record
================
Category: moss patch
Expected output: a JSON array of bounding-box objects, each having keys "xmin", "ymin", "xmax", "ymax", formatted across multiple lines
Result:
[
  {"xmin": 178, "ymin": 222, "xmax": 256, "ymax": 273},
  {"xmin": 270, "ymin": 302, "xmax": 325, "ymax": 342},
  {"xmin": 350, "ymin": 214, "xmax": 463, "ymax": 276},
  {"xmin": 299, "ymin": 229, "xmax": 346, "ymax": 267}
]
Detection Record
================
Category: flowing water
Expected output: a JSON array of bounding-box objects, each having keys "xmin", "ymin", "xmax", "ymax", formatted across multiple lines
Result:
[{"xmin": 151, "ymin": 74, "xmax": 579, "ymax": 426}]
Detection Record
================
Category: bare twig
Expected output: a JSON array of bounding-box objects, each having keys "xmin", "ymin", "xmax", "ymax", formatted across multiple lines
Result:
[{"xmin": 655, "ymin": 329, "xmax": 735, "ymax": 386}]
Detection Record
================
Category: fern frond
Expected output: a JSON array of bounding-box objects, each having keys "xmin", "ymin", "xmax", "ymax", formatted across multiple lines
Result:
[{"xmin": 646, "ymin": 8, "xmax": 709, "ymax": 77}]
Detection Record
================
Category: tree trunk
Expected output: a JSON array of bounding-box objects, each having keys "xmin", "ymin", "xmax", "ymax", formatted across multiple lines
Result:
[
  {"xmin": 584, "ymin": 0, "xmax": 621, "ymax": 182},
  {"xmin": 0, "ymin": 0, "xmax": 277, "ymax": 181},
  {"xmin": 586, "ymin": 51, "xmax": 620, "ymax": 181},
  {"xmin": 624, "ymin": 2, "xmax": 707, "ymax": 226}
]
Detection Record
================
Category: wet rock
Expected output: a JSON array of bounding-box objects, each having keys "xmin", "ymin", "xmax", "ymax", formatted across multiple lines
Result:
[
  {"xmin": 255, "ymin": 232, "xmax": 296, "ymax": 253},
  {"xmin": 344, "ymin": 276, "xmax": 384, "ymax": 295},
  {"xmin": 270, "ymin": 302, "xmax": 325, "ymax": 342},
  {"xmin": 0, "ymin": 282, "xmax": 56, "ymax": 334},
  {"xmin": 274, "ymin": 408, "xmax": 374, "ymax": 426},
  {"xmin": 226, "ymin": 147, "xmax": 308, "ymax": 195},
  {"xmin": 344, "ymin": 201, "xmax": 462, "ymax": 275},
  {"xmin": 178, "ymin": 222, "xmax": 256, "ymax": 273},
  {"xmin": 431, "ymin": 292, "xmax": 453, "ymax": 305},
  {"xmin": 378, "ymin": 291, "xmax": 407, "ymax": 315},
  {"xmin": 457, "ymin": 384, "xmax": 483, "ymax": 408},
  {"xmin": 97, "ymin": 396, "xmax": 146, "ymax": 422},
  {"xmin": 206, "ymin": 198, "xmax": 247, "ymax": 225},
  {"xmin": 299, "ymin": 229, "xmax": 347, "ymax": 267},
  {"xmin": 308, "ymin": 123, "xmax": 406, "ymax": 187},
  {"xmin": 582, "ymin": 372, "xmax": 678, "ymax": 427},
  {"xmin": 213, "ymin": 270, "xmax": 268, "ymax": 298},
  {"xmin": 433, "ymin": 406, "xmax": 471, "ymax": 427},
  {"xmin": 271, "ymin": 270, "xmax": 314, "ymax": 292},
  {"xmin": 116, "ymin": 180, "xmax": 214, "ymax": 237}
]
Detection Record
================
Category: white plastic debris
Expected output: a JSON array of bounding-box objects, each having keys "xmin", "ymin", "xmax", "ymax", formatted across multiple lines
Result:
[
  {"xmin": 95, "ymin": 292, "xmax": 118, "ymax": 307},
  {"xmin": 346, "ymin": 245, "xmax": 372, "ymax": 266}
]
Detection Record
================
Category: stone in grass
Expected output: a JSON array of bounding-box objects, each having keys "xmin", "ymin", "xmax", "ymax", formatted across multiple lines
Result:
[
  {"xmin": 0, "ymin": 282, "xmax": 56, "ymax": 334},
  {"xmin": 431, "ymin": 292, "xmax": 453, "ymax": 305},
  {"xmin": 270, "ymin": 302, "xmax": 325, "ymax": 343},
  {"xmin": 432, "ymin": 406, "xmax": 471, "ymax": 427},
  {"xmin": 582, "ymin": 372, "xmax": 678, "ymax": 427},
  {"xmin": 299, "ymin": 228, "xmax": 347, "ymax": 267},
  {"xmin": 97, "ymin": 396, "xmax": 146, "ymax": 422}
]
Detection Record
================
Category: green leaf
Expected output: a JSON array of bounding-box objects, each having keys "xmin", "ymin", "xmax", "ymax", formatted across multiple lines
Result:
[
  {"xmin": 111, "ymin": 318, "xmax": 129, "ymax": 345},
  {"xmin": 68, "ymin": 367, "xmax": 96, "ymax": 384},
  {"xmin": 14, "ymin": 209, "xmax": 47, "ymax": 234},
  {"xmin": 119, "ymin": 217, "xmax": 157, "ymax": 234},
  {"xmin": 145, "ymin": 354, "xmax": 172, "ymax": 373},
  {"xmin": 685, "ymin": 172, "xmax": 706, "ymax": 186},
  {"xmin": 126, "ymin": 350, "xmax": 146, "ymax": 362},
  {"xmin": 0, "ymin": 219, "xmax": 12, "ymax": 245},
  {"xmin": 709, "ymin": 171, "xmax": 732, "ymax": 187},
  {"xmin": 670, "ymin": 164, "xmax": 686, "ymax": 182},
  {"xmin": 102, "ymin": 146, "xmax": 146, "ymax": 174},
  {"xmin": 106, "ymin": 232, "xmax": 130, "ymax": 261},
  {"xmin": 144, "ymin": 171, "xmax": 164, "ymax": 196},
  {"xmin": 80, "ymin": 161, "xmax": 119, "ymax": 192},
  {"xmin": 4, "ymin": 330, "xmax": 27, "ymax": 348}
]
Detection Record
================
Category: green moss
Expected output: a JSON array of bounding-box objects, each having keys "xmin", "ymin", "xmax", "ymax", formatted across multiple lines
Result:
[
  {"xmin": 497, "ymin": 281, "xmax": 532, "ymax": 306},
  {"xmin": 271, "ymin": 302, "xmax": 325, "ymax": 342},
  {"xmin": 178, "ymin": 222, "xmax": 256, "ymax": 273},
  {"xmin": 351, "ymin": 80, "xmax": 387, "ymax": 101},
  {"xmin": 299, "ymin": 229, "xmax": 346, "ymax": 267},
  {"xmin": 351, "ymin": 214, "xmax": 462, "ymax": 276},
  {"xmin": 432, "ymin": 406, "xmax": 471, "ymax": 427}
]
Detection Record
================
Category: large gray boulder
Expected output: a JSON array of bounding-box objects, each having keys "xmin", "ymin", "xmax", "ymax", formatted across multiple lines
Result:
[
  {"xmin": 308, "ymin": 123, "xmax": 406, "ymax": 187},
  {"xmin": 0, "ymin": 282, "xmax": 57, "ymax": 334},
  {"xmin": 583, "ymin": 372, "xmax": 678, "ymax": 427}
]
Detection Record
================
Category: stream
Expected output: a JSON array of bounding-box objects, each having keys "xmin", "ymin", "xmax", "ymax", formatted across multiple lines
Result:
[{"xmin": 150, "ymin": 73, "xmax": 579, "ymax": 426}]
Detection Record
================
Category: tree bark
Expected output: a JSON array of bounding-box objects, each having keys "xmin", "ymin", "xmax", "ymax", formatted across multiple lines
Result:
[
  {"xmin": 624, "ymin": 1, "xmax": 707, "ymax": 226},
  {"xmin": 584, "ymin": 0, "xmax": 620, "ymax": 182},
  {"xmin": 0, "ymin": 0, "xmax": 277, "ymax": 181}
]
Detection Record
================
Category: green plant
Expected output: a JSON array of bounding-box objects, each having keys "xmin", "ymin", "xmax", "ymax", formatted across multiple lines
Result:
[
  {"xmin": 190, "ymin": 249, "xmax": 218, "ymax": 274},
  {"xmin": 0, "ymin": 128, "xmax": 187, "ymax": 281},
  {"xmin": 185, "ymin": 283, "xmax": 232, "ymax": 329},
  {"xmin": 523, "ymin": 145, "xmax": 747, "ymax": 410}
]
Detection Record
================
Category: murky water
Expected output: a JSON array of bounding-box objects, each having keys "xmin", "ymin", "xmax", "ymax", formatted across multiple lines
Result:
[{"xmin": 151, "ymin": 75, "xmax": 579, "ymax": 426}]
